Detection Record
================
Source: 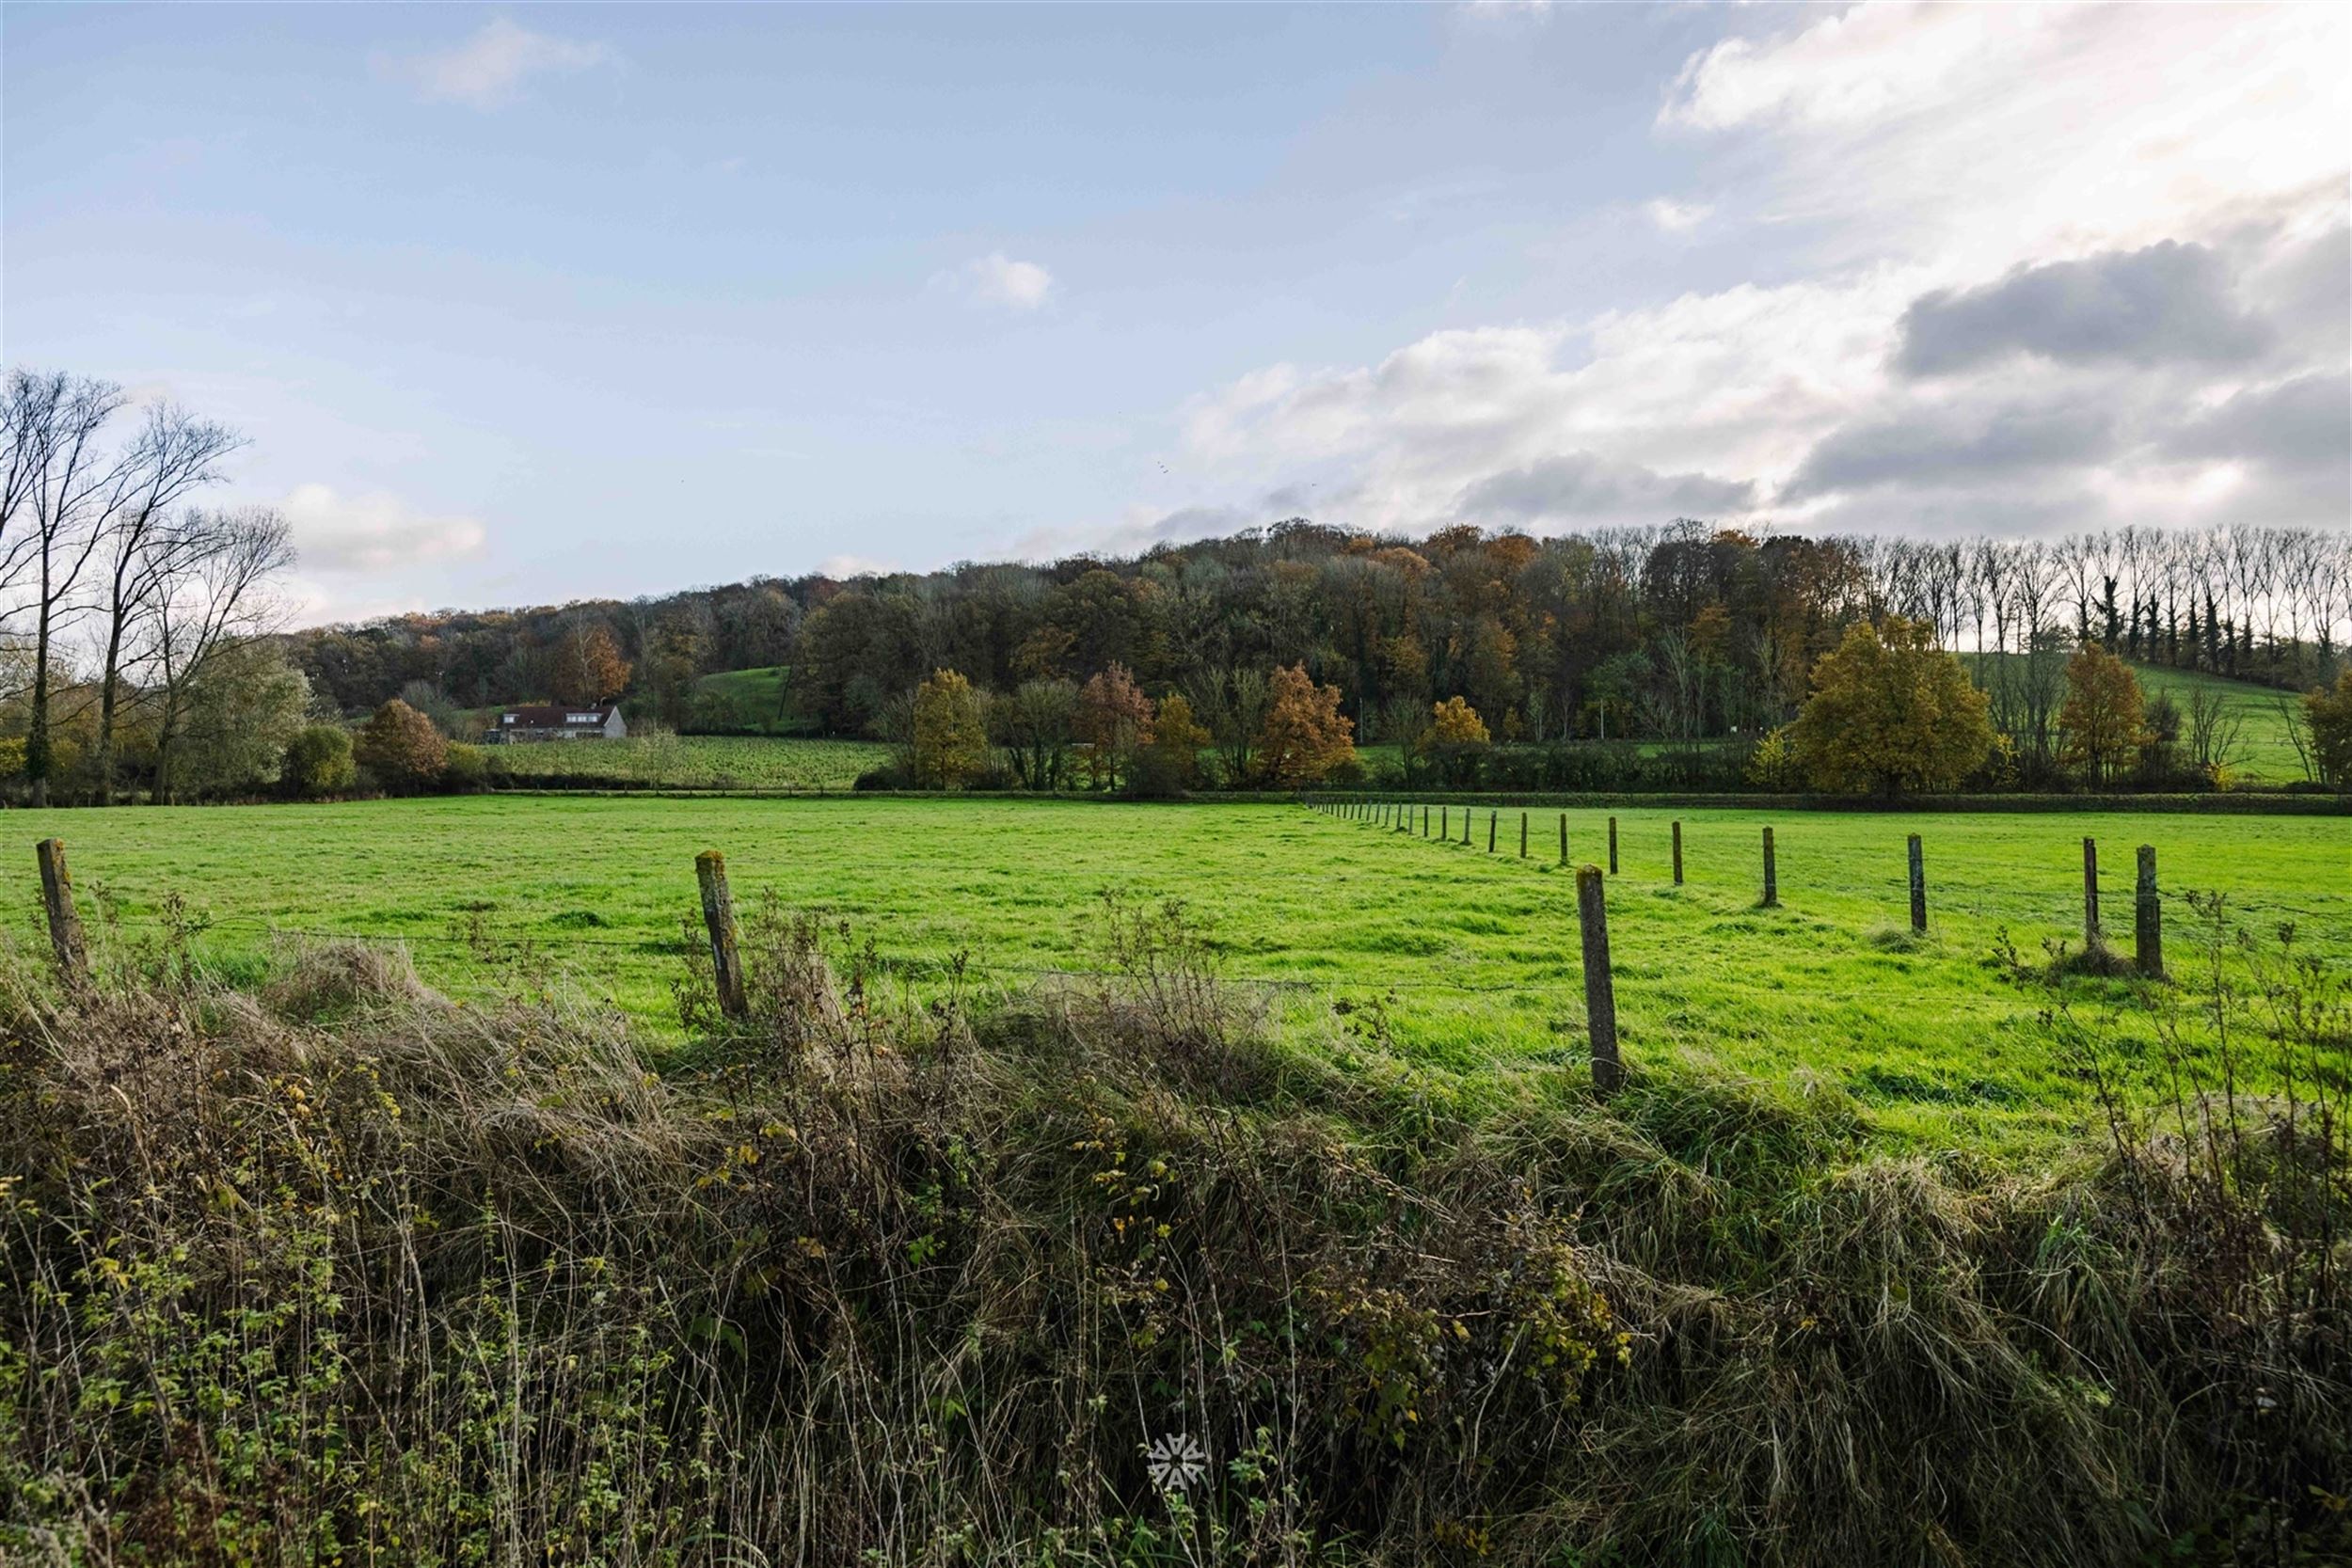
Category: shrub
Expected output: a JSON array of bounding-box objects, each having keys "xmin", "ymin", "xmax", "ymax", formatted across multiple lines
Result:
[
  {"xmin": 280, "ymin": 724, "xmax": 357, "ymax": 798},
  {"xmin": 441, "ymin": 741, "xmax": 492, "ymax": 792}
]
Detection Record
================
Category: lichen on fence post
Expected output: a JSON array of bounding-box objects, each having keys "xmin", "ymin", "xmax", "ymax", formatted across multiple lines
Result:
[
  {"xmin": 2083, "ymin": 837, "xmax": 2101, "ymax": 950},
  {"xmin": 1608, "ymin": 816, "xmax": 1619, "ymax": 875},
  {"xmin": 694, "ymin": 849, "xmax": 748, "ymax": 1019},
  {"xmin": 35, "ymin": 838, "xmax": 87, "ymax": 982}
]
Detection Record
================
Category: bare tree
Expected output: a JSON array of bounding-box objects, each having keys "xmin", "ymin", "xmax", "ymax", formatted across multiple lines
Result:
[
  {"xmin": 144, "ymin": 506, "xmax": 295, "ymax": 803},
  {"xmin": 2182, "ymin": 682, "xmax": 2247, "ymax": 776},
  {"xmin": 88, "ymin": 404, "xmax": 246, "ymax": 803},
  {"xmin": 1, "ymin": 370, "xmax": 129, "ymax": 804}
]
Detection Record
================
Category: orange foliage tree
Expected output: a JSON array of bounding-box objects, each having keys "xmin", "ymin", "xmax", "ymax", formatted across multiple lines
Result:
[
  {"xmin": 354, "ymin": 699, "xmax": 448, "ymax": 794},
  {"xmin": 1076, "ymin": 663, "xmax": 1154, "ymax": 789},
  {"xmin": 552, "ymin": 623, "xmax": 630, "ymax": 705},
  {"xmin": 1255, "ymin": 663, "xmax": 1355, "ymax": 786},
  {"xmin": 2058, "ymin": 643, "xmax": 2146, "ymax": 787}
]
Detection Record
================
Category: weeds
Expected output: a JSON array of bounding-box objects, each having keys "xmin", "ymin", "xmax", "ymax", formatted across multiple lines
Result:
[{"xmin": 1, "ymin": 892, "xmax": 2346, "ymax": 1565}]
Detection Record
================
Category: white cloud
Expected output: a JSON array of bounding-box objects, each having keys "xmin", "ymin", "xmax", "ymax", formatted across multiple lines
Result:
[
  {"xmin": 816, "ymin": 553, "xmax": 898, "ymax": 579},
  {"xmin": 390, "ymin": 18, "xmax": 615, "ymax": 110},
  {"xmin": 1643, "ymin": 198, "xmax": 1711, "ymax": 234},
  {"xmin": 936, "ymin": 252, "xmax": 1057, "ymax": 310},
  {"xmin": 1150, "ymin": 4, "xmax": 2346, "ymax": 546},
  {"xmin": 280, "ymin": 483, "xmax": 487, "ymax": 574}
]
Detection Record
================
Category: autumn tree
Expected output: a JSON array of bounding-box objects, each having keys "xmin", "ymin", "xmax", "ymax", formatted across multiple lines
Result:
[
  {"xmin": 552, "ymin": 622, "xmax": 629, "ymax": 705},
  {"xmin": 2058, "ymin": 642, "xmax": 2146, "ymax": 786},
  {"xmin": 1417, "ymin": 695, "xmax": 1490, "ymax": 787},
  {"xmin": 1255, "ymin": 663, "xmax": 1355, "ymax": 786},
  {"xmin": 911, "ymin": 668, "xmax": 988, "ymax": 788},
  {"xmin": 1130, "ymin": 690, "xmax": 1210, "ymax": 796},
  {"xmin": 2305, "ymin": 669, "xmax": 2352, "ymax": 787},
  {"xmin": 355, "ymin": 698, "xmax": 449, "ymax": 794},
  {"xmin": 1075, "ymin": 662, "xmax": 1154, "ymax": 789},
  {"xmin": 1788, "ymin": 617, "xmax": 1992, "ymax": 796}
]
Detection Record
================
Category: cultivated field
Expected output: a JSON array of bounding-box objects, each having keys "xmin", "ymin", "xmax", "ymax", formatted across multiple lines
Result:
[{"xmin": 13, "ymin": 797, "xmax": 2345, "ymax": 1148}]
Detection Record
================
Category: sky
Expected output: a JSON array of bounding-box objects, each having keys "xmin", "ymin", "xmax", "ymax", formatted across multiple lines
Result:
[{"xmin": 4, "ymin": 2, "xmax": 2346, "ymax": 626}]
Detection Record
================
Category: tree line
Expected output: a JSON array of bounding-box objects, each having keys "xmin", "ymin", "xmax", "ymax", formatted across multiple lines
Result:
[{"xmin": 285, "ymin": 516, "xmax": 2349, "ymax": 790}]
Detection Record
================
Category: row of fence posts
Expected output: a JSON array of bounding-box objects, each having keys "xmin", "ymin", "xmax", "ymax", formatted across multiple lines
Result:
[
  {"xmin": 27, "ymin": 819, "xmax": 2165, "ymax": 1104},
  {"xmin": 1307, "ymin": 804, "xmax": 2171, "ymax": 1085}
]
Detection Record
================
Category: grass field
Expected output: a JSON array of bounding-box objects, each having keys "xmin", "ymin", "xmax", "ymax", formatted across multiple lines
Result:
[
  {"xmin": 12, "ymin": 797, "xmax": 2344, "ymax": 1148},
  {"xmin": 489, "ymin": 733, "xmax": 890, "ymax": 789},
  {"xmin": 1968, "ymin": 654, "xmax": 2315, "ymax": 781}
]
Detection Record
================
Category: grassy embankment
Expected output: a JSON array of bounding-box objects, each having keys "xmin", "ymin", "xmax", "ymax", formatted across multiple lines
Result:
[{"xmin": 10, "ymin": 797, "xmax": 2345, "ymax": 1150}]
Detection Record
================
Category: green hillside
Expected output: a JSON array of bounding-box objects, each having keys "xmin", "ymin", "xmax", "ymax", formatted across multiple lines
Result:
[{"xmin": 1967, "ymin": 655, "xmax": 2316, "ymax": 783}]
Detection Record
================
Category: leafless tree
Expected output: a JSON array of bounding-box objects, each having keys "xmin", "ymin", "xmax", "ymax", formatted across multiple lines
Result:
[
  {"xmin": 87, "ymin": 404, "xmax": 246, "ymax": 802},
  {"xmin": 144, "ymin": 506, "xmax": 294, "ymax": 803},
  {"xmin": 2, "ymin": 370, "xmax": 134, "ymax": 802},
  {"xmin": 2182, "ymin": 682, "xmax": 2247, "ymax": 776}
]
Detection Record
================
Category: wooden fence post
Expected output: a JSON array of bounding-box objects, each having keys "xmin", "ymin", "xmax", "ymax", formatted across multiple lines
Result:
[
  {"xmin": 1761, "ymin": 826, "xmax": 1777, "ymax": 908},
  {"xmin": 1671, "ymin": 821, "xmax": 1684, "ymax": 886},
  {"xmin": 1908, "ymin": 833, "xmax": 1927, "ymax": 933},
  {"xmin": 1608, "ymin": 816, "xmax": 1619, "ymax": 875},
  {"xmin": 2136, "ymin": 845, "xmax": 2163, "ymax": 978},
  {"xmin": 1441, "ymin": 805, "xmax": 1449, "ymax": 841},
  {"xmin": 2082, "ymin": 837, "xmax": 2101, "ymax": 949},
  {"xmin": 1487, "ymin": 811, "xmax": 1497, "ymax": 853},
  {"xmin": 35, "ymin": 838, "xmax": 87, "ymax": 982},
  {"xmin": 1519, "ymin": 812, "xmax": 1528, "ymax": 858},
  {"xmin": 1576, "ymin": 864, "xmax": 1623, "ymax": 1096},
  {"xmin": 1559, "ymin": 813, "xmax": 1567, "ymax": 866},
  {"xmin": 695, "ymin": 849, "xmax": 748, "ymax": 1019}
]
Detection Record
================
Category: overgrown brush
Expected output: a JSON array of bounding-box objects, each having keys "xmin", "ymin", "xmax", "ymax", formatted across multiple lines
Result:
[{"xmin": 2, "ymin": 895, "xmax": 2344, "ymax": 1566}]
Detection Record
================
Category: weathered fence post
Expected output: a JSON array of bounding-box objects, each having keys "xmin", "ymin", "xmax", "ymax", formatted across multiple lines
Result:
[
  {"xmin": 1576, "ymin": 864, "xmax": 1623, "ymax": 1096},
  {"xmin": 35, "ymin": 838, "xmax": 87, "ymax": 982},
  {"xmin": 1441, "ymin": 805, "xmax": 1449, "ymax": 841},
  {"xmin": 1422, "ymin": 806, "xmax": 1429, "ymax": 837},
  {"xmin": 1907, "ymin": 833, "xmax": 1927, "ymax": 933},
  {"xmin": 1487, "ymin": 811, "xmax": 1497, "ymax": 853},
  {"xmin": 1671, "ymin": 821, "xmax": 1684, "ymax": 886},
  {"xmin": 1559, "ymin": 813, "xmax": 1568, "ymax": 866},
  {"xmin": 1761, "ymin": 826, "xmax": 1777, "ymax": 908},
  {"xmin": 695, "ymin": 849, "xmax": 748, "ymax": 1019},
  {"xmin": 1608, "ymin": 816, "xmax": 1619, "ymax": 875},
  {"xmin": 2136, "ymin": 845, "xmax": 2163, "ymax": 978},
  {"xmin": 1520, "ymin": 812, "xmax": 1528, "ymax": 858},
  {"xmin": 2082, "ymin": 837, "xmax": 2101, "ymax": 949}
]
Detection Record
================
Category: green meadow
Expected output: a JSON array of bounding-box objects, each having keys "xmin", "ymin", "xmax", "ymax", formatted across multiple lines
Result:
[
  {"xmin": 487, "ymin": 733, "xmax": 890, "ymax": 789},
  {"xmin": 11, "ymin": 796, "xmax": 2345, "ymax": 1148}
]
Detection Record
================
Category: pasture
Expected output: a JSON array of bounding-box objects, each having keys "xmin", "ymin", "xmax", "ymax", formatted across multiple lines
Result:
[
  {"xmin": 11, "ymin": 796, "xmax": 2345, "ymax": 1148},
  {"xmin": 487, "ymin": 733, "xmax": 889, "ymax": 789}
]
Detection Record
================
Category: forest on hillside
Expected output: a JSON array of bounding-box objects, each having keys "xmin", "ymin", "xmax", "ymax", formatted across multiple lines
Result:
[{"xmin": 290, "ymin": 521, "xmax": 2349, "ymax": 765}]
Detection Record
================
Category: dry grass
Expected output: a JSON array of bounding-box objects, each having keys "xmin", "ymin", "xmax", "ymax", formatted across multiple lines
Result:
[{"xmin": 1, "ymin": 900, "xmax": 2345, "ymax": 1566}]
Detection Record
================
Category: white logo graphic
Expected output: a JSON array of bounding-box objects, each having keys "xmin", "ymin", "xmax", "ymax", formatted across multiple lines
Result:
[{"xmin": 1145, "ymin": 1432, "xmax": 1209, "ymax": 1491}]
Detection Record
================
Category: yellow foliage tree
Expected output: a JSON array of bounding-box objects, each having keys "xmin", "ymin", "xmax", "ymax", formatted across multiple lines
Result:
[
  {"xmin": 1423, "ymin": 695, "xmax": 1490, "ymax": 748},
  {"xmin": 1256, "ymin": 664, "xmax": 1355, "ymax": 786},
  {"xmin": 1788, "ymin": 618, "xmax": 1992, "ymax": 796},
  {"xmin": 2058, "ymin": 643, "xmax": 2146, "ymax": 787},
  {"xmin": 1145, "ymin": 691, "xmax": 1210, "ymax": 790},
  {"xmin": 911, "ymin": 669, "xmax": 988, "ymax": 789}
]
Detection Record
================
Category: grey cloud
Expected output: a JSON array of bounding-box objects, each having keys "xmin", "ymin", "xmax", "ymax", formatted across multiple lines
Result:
[
  {"xmin": 2165, "ymin": 372, "xmax": 2350, "ymax": 475},
  {"xmin": 1454, "ymin": 451, "xmax": 1756, "ymax": 523},
  {"xmin": 1896, "ymin": 241, "xmax": 2271, "ymax": 375},
  {"xmin": 1785, "ymin": 399, "xmax": 2119, "ymax": 499}
]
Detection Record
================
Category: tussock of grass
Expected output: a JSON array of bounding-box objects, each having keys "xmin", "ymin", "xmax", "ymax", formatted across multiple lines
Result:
[{"xmin": 2, "ymin": 906, "xmax": 2346, "ymax": 1566}]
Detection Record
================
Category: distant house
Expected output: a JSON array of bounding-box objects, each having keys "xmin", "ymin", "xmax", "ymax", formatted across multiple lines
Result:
[{"xmin": 489, "ymin": 704, "xmax": 628, "ymax": 743}]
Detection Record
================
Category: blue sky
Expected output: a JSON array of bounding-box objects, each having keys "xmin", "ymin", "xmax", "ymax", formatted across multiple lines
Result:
[{"xmin": 6, "ymin": 4, "xmax": 2345, "ymax": 624}]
